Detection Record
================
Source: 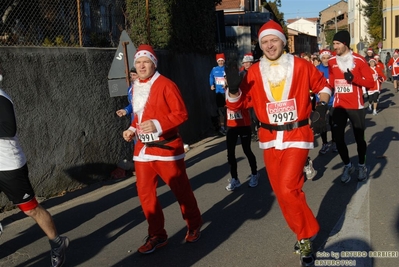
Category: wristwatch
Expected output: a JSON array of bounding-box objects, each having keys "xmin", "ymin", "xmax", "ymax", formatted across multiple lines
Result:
[{"xmin": 319, "ymin": 101, "xmax": 327, "ymax": 106}]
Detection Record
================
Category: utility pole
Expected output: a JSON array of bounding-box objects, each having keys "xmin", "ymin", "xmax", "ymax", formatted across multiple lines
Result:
[{"xmin": 146, "ymin": 0, "xmax": 150, "ymax": 44}]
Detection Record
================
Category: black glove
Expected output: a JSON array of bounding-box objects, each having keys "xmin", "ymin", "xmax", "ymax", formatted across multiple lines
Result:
[
  {"xmin": 344, "ymin": 68, "xmax": 354, "ymax": 82},
  {"xmin": 311, "ymin": 104, "xmax": 328, "ymax": 134},
  {"xmin": 225, "ymin": 65, "xmax": 242, "ymax": 94}
]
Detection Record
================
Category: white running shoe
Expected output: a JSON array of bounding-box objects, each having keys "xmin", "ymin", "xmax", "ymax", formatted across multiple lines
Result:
[
  {"xmin": 358, "ymin": 165, "xmax": 368, "ymax": 182},
  {"xmin": 341, "ymin": 164, "xmax": 355, "ymax": 183},
  {"xmin": 225, "ymin": 178, "xmax": 241, "ymax": 191},
  {"xmin": 304, "ymin": 158, "xmax": 317, "ymax": 180}
]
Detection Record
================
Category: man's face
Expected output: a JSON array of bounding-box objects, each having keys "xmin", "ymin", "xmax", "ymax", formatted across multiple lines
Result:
[
  {"xmin": 135, "ymin": 57, "xmax": 156, "ymax": 80},
  {"xmin": 333, "ymin": 41, "xmax": 349, "ymax": 56},
  {"xmin": 260, "ymin": 34, "xmax": 285, "ymax": 61},
  {"xmin": 217, "ymin": 60, "xmax": 225, "ymax": 67},
  {"xmin": 130, "ymin": 72, "xmax": 138, "ymax": 81},
  {"xmin": 320, "ymin": 55, "xmax": 330, "ymax": 66},
  {"xmin": 394, "ymin": 53, "xmax": 399, "ymax": 59}
]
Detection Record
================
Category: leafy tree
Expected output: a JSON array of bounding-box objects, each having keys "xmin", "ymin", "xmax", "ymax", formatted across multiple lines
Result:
[
  {"xmin": 363, "ymin": 0, "xmax": 382, "ymax": 49},
  {"xmin": 126, "ymin": 0, "xmax": 221, "ymax": 53}
]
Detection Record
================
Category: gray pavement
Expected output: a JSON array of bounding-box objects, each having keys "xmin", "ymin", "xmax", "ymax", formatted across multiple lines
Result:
[{"xmin": 0, "ymin": 82, "xmax": 398, "ymax": 267}]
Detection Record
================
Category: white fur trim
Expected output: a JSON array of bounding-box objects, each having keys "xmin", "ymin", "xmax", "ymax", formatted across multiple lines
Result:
[
  {"xmin": 258, "ymin": 29, "xmax": 287, "ymax": 45},
  {"xmin": 134, "ymin": 50, "xmax": 158, "ymax": 67}
]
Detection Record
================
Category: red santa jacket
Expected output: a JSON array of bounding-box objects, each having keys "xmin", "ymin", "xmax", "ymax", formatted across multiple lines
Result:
[
  {"xmin": 328, "ymin": 52, "xmax": 374, "ymax": 109},
  {"xmin": 129, "ymin": 72, "xmax": 187, "ymax": 161},
  {"xmin": 387, "ymin": 56, "xmax": 399, "ymax": 77},
  {"xmin": 368, "ymin": 66, "xmax": 386, "ymax": 94},
  {"xmin": 227, "ymin": 54, "xmax": 331, "ymax": 150},
  {"xmin": 225, "ymin": 93, "xmax": 252, "ymax": 127}
]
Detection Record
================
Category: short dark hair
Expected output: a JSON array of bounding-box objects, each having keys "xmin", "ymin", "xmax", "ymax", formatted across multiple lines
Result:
[{"xmin": 130, "ymin": 67, "xmax": 137, "ymax": 73}]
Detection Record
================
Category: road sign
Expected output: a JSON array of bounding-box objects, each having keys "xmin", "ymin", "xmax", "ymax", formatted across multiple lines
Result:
[{"xmin": 108, "ymin": 30, "xmax": 136, "ymax": 97}]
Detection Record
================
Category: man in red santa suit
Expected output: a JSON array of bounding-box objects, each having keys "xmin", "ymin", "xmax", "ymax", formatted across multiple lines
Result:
[
  {"xmin": 122, "ymin": 44, "xmax": 203, "ymax": 254},
  {"xmin": 226, "ymin": 20, "xmax": 331, "ymax": 267},
  {"xmin": 328, "ymin": 31, "xmax": 374, "ymax": 184},
  {"xmin": 387, "ymin": 49, "xmax": 399, "ymax": 92}
]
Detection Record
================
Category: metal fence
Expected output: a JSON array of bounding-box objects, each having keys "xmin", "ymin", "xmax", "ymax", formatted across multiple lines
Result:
[{"xmin": 0, "ymin": 0, "xmax": 127, "ymax": 47}]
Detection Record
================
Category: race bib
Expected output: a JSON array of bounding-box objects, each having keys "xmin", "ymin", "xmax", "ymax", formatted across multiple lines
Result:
[
  {"xmin": 227, "ymin": 110, "xmax": 243, "ymax": 120},
  {"xmin": 215, "ymin": 77, "xmax": 225, "ymax": 86},
  {"xmin": 136, "ymin": 124, "xmax": 159, "ymax": 143},
  {"xmin": 335, "ymin": 79, "xmax": 353, "ymax": 93},
  {"xmin": 266, "ymin": 99, "xmax": 298, "ymax": 124}
]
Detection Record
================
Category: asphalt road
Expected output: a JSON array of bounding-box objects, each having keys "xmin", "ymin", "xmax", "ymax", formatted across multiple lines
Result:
[{"xmin": 0, "ymin": 82, "xmax": 398, "ymax": 267}]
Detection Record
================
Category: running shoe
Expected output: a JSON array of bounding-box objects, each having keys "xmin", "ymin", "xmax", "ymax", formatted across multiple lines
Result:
[
  {"xmin": 225, "ymin": 178, "xmax": 241, "ymax": 191},
  {"xmin": 372, "ymin": 110, "xmax": 378, "ymax": 116},
  {"xmin": 368, "ymin": 105, "xmax": 372, "ymax": 111},
  {"xmin": 248, "ymin": 173, "xmax": 259, "ymax": 187},
  {"xmin": 298, "ymin": 239, "xmax": 315, "ymax": 267},
  {"xmin": 341, "ymin": 164, "xmax": 355, "ymax": 183},
  {"xmin": 185, "ymin": 223, "xmax": 202, "ymax": 243},
  {"xmin": 330, "ymin": 142, "xmax": 338, "ymax": 153},
  {"xmin": 51, "ymin": 236, "xmax": 69, "ymax": 267},
  {"xmin": 304, "ymin": 158, "xmax": 317, "ymax": 180},
  {"xmin": 319, "ymin": 143, "xmax": 330, "ymax": 155},
  {"xmin": 137, "ymin": 236, "xmax": 168, "ymax": 254},
  {"xmin": 358, "ymin": 165, "xmax": 368, "ymax": 182}
]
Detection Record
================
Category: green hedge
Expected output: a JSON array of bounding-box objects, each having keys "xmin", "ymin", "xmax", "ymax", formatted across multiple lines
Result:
[{"xmin": 127, "ymin": 0, "xmax": 221, "ymax": 53}]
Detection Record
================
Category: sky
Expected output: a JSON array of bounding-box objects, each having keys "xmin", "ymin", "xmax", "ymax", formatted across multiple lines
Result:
[{"xmin": 279, "ymin": 0, "xmax": 341, "ymax": 19}]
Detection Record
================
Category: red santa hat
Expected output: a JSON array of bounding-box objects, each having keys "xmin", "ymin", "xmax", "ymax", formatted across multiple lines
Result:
[
  {"xmin": 394, "ymin": 50, "xmax": 399, "ymax": 56},
  {"xmin": 368, "ymin": 58, "xmax": 376, "ymax": 63},
  {"xmin": 134, "ymin": 44, "xmax": 158, "ymax": 67},
  {"xmin": 374, "ymin": 54, "xmax": 380, "ymax": 59},
  {"xmin": 319, "ymin": 49, "xmax": 331, "ymax": 58},
  {"xmin": 242, "ymin": 53, "xmax": 254, "ymax": 63},
  {"xmin": 367, "ymin": 48, "xmax": 373, "ymax": 54},
  {"xmin": 258, "ymin": 20, "xmax": 287, "ymax": 45},
  {"xmin": 216, "ymin": 53, "xmax": 225, "ymax": 62}
]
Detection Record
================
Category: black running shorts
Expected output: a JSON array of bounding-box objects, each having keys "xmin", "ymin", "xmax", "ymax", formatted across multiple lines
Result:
[{"xmin": 0, "ymin": 164, "xmax": 36, "ymax": 205}]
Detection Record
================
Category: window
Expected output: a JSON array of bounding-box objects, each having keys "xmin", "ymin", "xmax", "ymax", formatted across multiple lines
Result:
[
  {"xmin": 383, "ymin": 17, "xmax": 386, "ymax": 40},
  {"xmin": 84, "ymin": 1, "xmax": 91, "ymax": 30},
  {"xmin": 396, "ymin": 15, "xmax": 399, "ymax": 38}
]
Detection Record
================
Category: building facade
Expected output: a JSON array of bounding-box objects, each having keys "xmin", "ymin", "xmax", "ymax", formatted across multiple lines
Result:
[
  {"xmin": 319, "ymin": 0, "xmax": 349, "ymax": 50},
  {"xmin": 382, "ymin": 0, "xmax": 399, "ymax": 54}
]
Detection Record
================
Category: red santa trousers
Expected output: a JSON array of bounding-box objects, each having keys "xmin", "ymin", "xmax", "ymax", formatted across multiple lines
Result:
[
  {"xmin": 263, "ymin": 148, "xmax": 319, "ymax": 240},
  {"xmin": 135, "ymin": 159, "xmax": 202, "ymax": 239}
]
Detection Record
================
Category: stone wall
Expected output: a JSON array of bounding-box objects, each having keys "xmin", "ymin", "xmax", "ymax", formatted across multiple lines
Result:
[{"xmin": 0, "ymin": 47, "xmax": 216, "ymax": 208}]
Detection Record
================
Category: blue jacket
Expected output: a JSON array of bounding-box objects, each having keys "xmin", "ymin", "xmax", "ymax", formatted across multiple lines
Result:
[
  {"xmin": 316, "ymin": 64, "xmax": 333, "ymax": 106},
  {"xmin": 123, "ymin": 84, "xmax": 134, "ymax": 120},
  {"xmin": 209, "ymin": 66, "xmax": 226, "ymax": 94}
]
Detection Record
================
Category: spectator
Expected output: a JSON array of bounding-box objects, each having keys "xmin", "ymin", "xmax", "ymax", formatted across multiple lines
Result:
[{"xmin": 385, "ymin": 52, "xmax": 392, "ymax": 81}]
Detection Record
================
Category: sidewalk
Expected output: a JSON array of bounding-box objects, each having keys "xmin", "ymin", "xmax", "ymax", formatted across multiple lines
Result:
[{"xmin": 0, "ymin": 82, "xmax": 398, "ymax": 267}]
